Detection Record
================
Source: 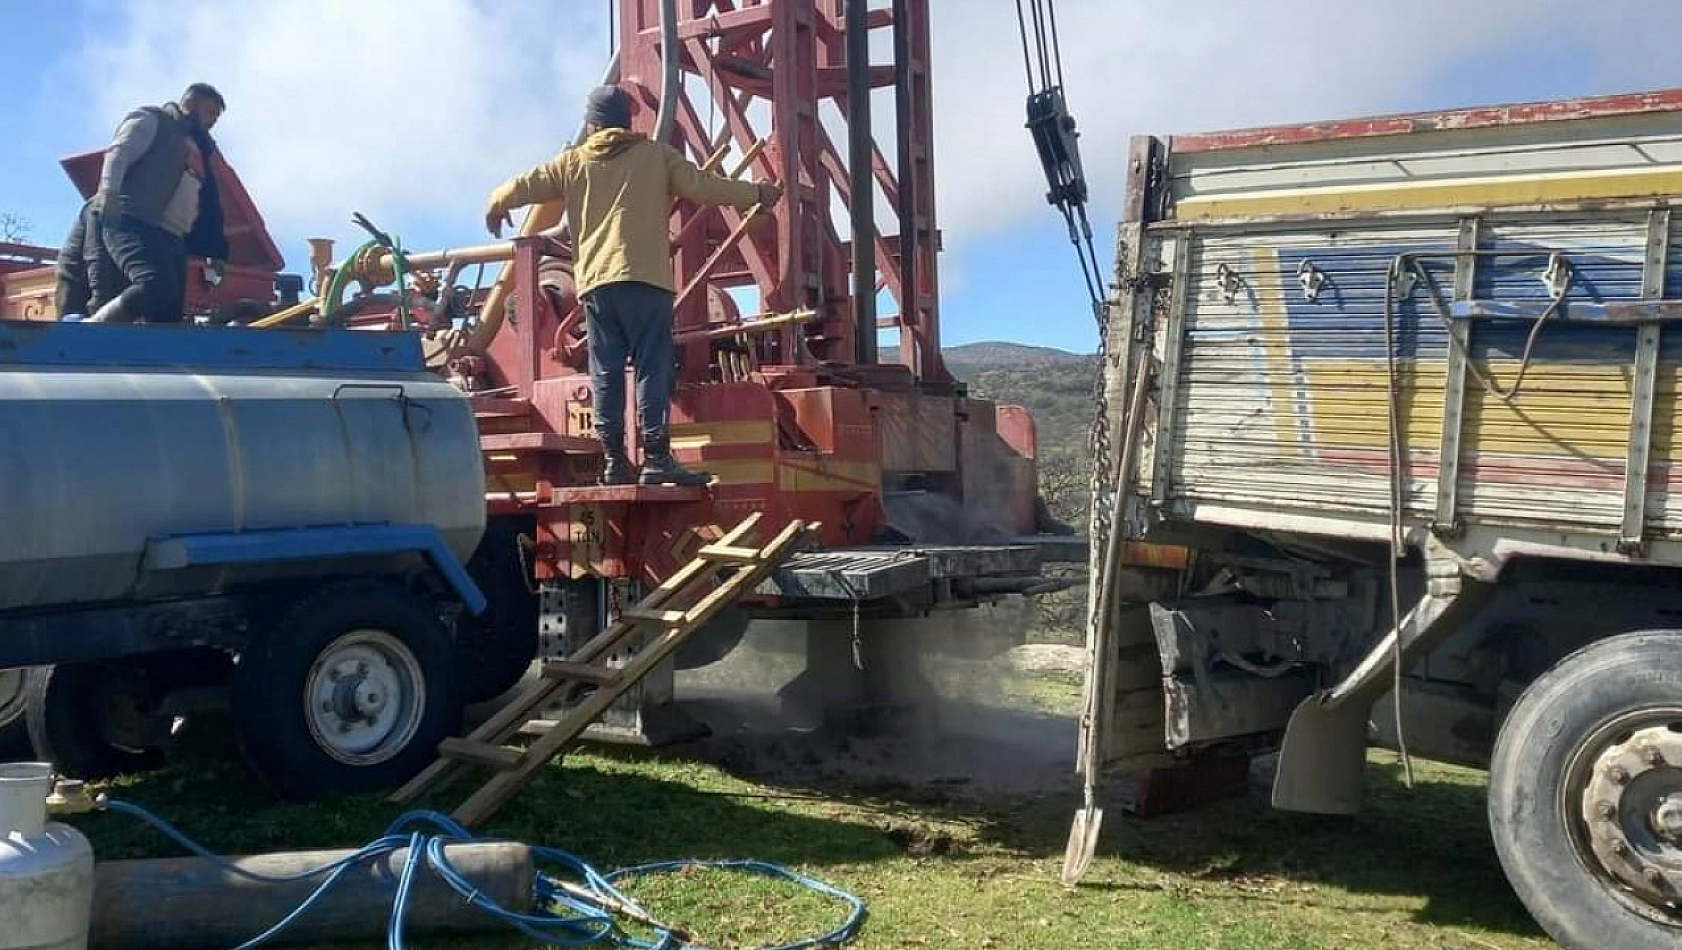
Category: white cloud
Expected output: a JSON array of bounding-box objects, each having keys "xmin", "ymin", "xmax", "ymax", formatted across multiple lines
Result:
[
  {"xmin": 72, "ymin": 0, "xmax": 612, "ymax": 256},
  {"xmin": 924, "ymin": 0, "xmax": 1682, "ymax": 246},
  {"xmin": 68, "ymin": 0, "xmax": 1682, "ymax": 269}
]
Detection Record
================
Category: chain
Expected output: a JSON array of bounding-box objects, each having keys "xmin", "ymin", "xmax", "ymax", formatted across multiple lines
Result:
[
  {"xmin": 515, "ymin": 533, "xmax": 540, "ymax": 595},
  {"xmin": 851, "ymin": 600, "xmax": 864, "ymax": 670},
  {"xmin": 1081, "ymin": 222, "xmax": 1126, "ymax": 663}
]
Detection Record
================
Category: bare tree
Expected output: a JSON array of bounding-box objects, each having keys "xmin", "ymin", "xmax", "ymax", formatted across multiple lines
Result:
[
  {"xmin": 0, "ymin": 212, "xmax": 32, "ymax": 244},
  {"xmin": 1029, "ymin": 449, "xmax": 1091, "ymax": 644}
]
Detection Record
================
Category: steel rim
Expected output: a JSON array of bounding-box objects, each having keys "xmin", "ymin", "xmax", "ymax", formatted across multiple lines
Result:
[
  {"xmin": 303, "ymin": 631, "xmax": 426, "ymax": 766},
  {"xmin": 1562, "ymin": 705, "xmax": 1682, "ymax": 928}
]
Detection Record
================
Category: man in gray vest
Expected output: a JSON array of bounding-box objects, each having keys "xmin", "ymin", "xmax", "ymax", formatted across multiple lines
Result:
[{"xmin": 84, "ymin": 83, "xmax": 229, "ymax": 324}]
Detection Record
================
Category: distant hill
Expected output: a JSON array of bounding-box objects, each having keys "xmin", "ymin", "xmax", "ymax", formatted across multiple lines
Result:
[
  {"xmin": 942, "ymin": 340, "xmax": 1099, "ymax": 644},
  {"xmin": 944, "ymin": 341, "xmax": 1098, "ymax": 464},
  {"xmin": 942, "ymin": 341, "xmax": 1087, "ymax": 379}
]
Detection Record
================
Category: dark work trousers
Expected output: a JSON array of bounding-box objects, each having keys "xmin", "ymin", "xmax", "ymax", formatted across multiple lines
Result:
[
  {"xmin": 101, "ymin": 215, "xmax": 188, "ymax": 323},
  {"xmin": 583, "ymin": 280, "xmax": 678, "ymax": 454},
  {"xmin": 54, "ymin": 204, "xmax": 124, "ymax": 317}
]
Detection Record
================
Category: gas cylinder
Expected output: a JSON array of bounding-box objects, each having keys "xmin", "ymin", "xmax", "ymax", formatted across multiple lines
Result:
[{"xmin": 0, "ymin": 763, "xmax": 93, "ymax": 950}]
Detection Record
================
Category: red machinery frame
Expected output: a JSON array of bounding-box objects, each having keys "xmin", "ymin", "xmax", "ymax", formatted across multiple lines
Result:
[{"xmin": 388, "ymin": 0, "xmax": 1041, "ymax": 593}]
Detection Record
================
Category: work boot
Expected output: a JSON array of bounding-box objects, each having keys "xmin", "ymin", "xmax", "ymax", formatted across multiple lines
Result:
[
  {"xmin": 638, "ymin": 436, "xmax": 710, "ymax": 487},
  {"xmin": 83, "ymin": 297, "xmax": 137, "ymax": 324},
  {"xmin": 599, "ymin": 436, "xmax": 635, "ymax": 486},
  {"xmin": 600, "ymin": 452, "xmax": 635, "ymax": 486}
]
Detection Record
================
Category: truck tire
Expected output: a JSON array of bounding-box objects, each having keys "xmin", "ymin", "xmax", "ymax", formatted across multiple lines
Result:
[
  {"xmin": 231, "ymin": 581, "xmax": 462, "ymax": 800},
  {"xmin": 0, "ymin": 668, "xmax": 32, "ymax": 760},
  {"xmin": 458, "ymin": 516, "xmax": 540, "ymax": 703},
  {"xmin": 25, "ymin": 662, "xmax": 166, "ymax": 780},
  {"xmin": 1488, "ymin": 630, "xmax": 1682, "ymax": 950}
]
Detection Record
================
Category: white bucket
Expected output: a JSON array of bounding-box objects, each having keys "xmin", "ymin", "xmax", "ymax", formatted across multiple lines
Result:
[{"xmin": 0, "ymin": 762, "xmax": 52, "ymax": 839}]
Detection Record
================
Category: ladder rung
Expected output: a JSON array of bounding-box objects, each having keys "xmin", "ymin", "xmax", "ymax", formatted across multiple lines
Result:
[
  {"xmin": 438, "ymin": 738, "xmax": 523, "ymax": 770},
  {"xmin": 697, "ymin": 544, "xmax": 762, "ymax": 564},
  {"xmin": 619, "ymin": 608, "xmax": 687, "ymax": 626},
  {"xmin": 541, "ymin": 661, "xmax": 622, "ymax": 686}
]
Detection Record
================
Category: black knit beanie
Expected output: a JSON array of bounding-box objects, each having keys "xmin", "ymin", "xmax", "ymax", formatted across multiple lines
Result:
[{"xmin": 585, "ymin": 85, "xmax": 632, "ymax": 130}]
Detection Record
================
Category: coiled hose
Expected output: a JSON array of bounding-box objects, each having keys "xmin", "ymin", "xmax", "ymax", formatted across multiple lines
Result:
[{"xmin": 101, "ymin": 799, "xmax": 866, "ymax": 950}]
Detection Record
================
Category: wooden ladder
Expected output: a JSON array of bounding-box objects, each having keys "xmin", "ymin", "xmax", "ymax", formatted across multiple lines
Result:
[{"xmin": 390, "ymin": 512, "xmax": 816, "ymax": 827}]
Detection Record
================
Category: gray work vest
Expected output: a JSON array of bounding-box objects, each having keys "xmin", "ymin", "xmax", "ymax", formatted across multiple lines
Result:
[{"xmin": 112, "ymin": 105, "xmax": 193, "ymax": 230}]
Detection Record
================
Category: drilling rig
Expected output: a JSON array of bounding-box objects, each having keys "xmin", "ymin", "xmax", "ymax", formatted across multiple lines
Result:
[{"xmin": 259, "ymin": 0, "xmax": 1073, "ymax": 744}]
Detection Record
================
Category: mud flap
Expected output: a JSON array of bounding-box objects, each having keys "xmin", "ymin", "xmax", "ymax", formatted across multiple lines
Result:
[
  {"xmin": 1271, "ymin": 547, "xmax": 1492, "ymax": 814},
  {"xmin": 1271, "ymin": 696, "xmax": 1371, "ymax": 814}
]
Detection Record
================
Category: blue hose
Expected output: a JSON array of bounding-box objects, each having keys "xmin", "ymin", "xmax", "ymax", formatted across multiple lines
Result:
[{"xmin": 100, "ymin": 800, "xmax": 867, "ymax": 950}]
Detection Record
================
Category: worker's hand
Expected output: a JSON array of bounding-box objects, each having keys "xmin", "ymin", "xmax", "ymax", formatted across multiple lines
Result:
[
  {"xmin": 484, "ymin": 182, "xmax": 519, "ymax": 238},
  {"xmin": 485, "ymin": 203, "xmax": 513, "ymax": 239},
  {"xmin": 755, "ymin": 179, "xmax": 783, "ymax": 207}
]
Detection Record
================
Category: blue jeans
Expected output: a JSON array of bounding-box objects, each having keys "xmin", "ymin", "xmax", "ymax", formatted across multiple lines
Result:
[{"xmin": 584, "ymin": 280, "xmax": 677, "ymax": 454}]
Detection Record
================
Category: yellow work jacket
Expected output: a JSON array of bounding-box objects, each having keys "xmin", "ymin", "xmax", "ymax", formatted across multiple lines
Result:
[{"xmin": 493, "ymin": 129, "xmax": 762, "ymax": 296}]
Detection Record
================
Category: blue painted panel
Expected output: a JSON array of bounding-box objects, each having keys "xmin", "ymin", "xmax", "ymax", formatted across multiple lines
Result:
[
  {"xmin": 1274, "ymin": 241, "xmax": 1670, "ymax": 364},
  {"xmin": 0, "ymin": 321, "xmax": 427, "ymax": 373},
  {"xmin": 1274, "ymin": 242, "xmax": 1455, "ymax": 362},
  {"xmin": 144, "ymin": 524, "xmax": 488, "ymax": 614}
]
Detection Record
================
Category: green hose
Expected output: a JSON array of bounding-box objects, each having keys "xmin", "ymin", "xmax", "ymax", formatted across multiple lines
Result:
[{"xmin": 320, "ymin": 235, "xmax": 414, "ymax": 331}]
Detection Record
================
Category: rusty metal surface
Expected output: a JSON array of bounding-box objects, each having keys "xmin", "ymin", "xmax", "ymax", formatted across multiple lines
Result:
[{"xmin": 1171, "ymin": 87, "xmax": 1682, "ymax": 154}]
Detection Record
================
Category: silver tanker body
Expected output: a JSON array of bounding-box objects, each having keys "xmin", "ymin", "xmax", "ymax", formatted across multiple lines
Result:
[
  {"xmin": 0, "ymin": 322, "xmax": 513, "ymax": 801},
  {"xmin": 0, "ymin": 325, "xmax": 485, "ymax": 611}
]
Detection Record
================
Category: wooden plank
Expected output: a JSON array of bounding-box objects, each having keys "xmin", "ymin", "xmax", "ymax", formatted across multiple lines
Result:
[
  {"xmin": 437, "ymin": 738, "xmax": 523, "ymax": 770},
  {"xmin": 390, "ymin": 514, "xmax": 766, "ymax": 805},
  {"xmin": 620, "ymin": 608, "xmax": 686, "ymax": 626},
  {"xmin": 697, "ymin": 544, "xmax": 763, "ymax": 564},
  {"xmin": 540, "ymin": 661, "xmax": 621, "ymax": 686},
  {"xmin": 449, "ymin": 519, "xmax": 811, "ymax": 827}
]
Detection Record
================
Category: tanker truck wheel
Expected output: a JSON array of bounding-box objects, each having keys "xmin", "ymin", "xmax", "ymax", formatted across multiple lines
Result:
[
  {"xmin": 1488, "ymin": 629, "xmax": 1682, "ymax": 950},
  {"xmin": 24, "ymin": 662, "xmax": 167, "ymax": 780},
  {"xmin": 231, "ymin": 580, "xmax": 462, "ymax": 800},
  {"xmin": 0, "ymin": 667, "xmax": 32, "ymax": 760}
]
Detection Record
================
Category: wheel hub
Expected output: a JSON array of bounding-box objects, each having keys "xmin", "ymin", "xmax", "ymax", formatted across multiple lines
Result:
[
  {"xmin": 1656, "ymin": 796, "xmax": 1682, "ymax": 843},
  {"xmin": 304, "ymin": 632, "xmax": 424, "ymax": 765},
  {"xmin": 1580, "ymin": 723, "xmax": 1682, "ymax": 909}
]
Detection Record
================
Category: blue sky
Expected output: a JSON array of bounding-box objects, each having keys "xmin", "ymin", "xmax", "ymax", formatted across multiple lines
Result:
[{"xmin": 7, "ymin": 1, "xmax": 1682, "ymax": 354}]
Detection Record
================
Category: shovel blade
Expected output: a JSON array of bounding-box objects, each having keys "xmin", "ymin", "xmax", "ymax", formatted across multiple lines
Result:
[{"xmin": 1059, "ymin": 805, "xmax": 1104, "ymax": 888}]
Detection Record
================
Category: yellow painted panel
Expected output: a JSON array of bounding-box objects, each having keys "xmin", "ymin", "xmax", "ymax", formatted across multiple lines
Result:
[
  {"xmin": 669, "ymin": 420, "xmax": 776, "ymax": 450},
  {"xmin": 1178, "ymin": 165, "xmax": 1682, "ymax": 220},
  {"xmin": 778, "ymin": 460, "xmax": 880, "ymax": 493},
  {"xmin": 703, "ymin": 459, "xmax": 776, "ymax": 486},
  {"xmin": 1250, "ymin": 246, "xmax": 1301, "ymax": 450},
  {"xmin": 1225, "ymin": 359, "xmax": 1682, "ymax": 461}
]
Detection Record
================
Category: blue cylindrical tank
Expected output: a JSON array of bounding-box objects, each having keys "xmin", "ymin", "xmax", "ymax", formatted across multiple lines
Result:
[{"xmin": 0, "ymin": 323, "xmax": 486, "ymax": 612}]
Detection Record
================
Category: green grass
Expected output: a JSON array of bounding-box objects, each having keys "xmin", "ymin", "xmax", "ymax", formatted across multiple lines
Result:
[{"xmin": 66, "ymin": 678, "xmax": 1554, "ymax": 950}]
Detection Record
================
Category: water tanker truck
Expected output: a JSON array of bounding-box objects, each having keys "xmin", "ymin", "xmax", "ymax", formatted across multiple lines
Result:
[{"xmin": 0, "ymin": 320, "xmax": 496, "ymax": 800}]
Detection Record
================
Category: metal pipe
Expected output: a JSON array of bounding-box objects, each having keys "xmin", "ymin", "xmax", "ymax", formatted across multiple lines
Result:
[
  {"xmin": 847, "ymin": 0, "xmax": 877, "ymax": 365},
  {"xmin": 653, "ymin": 0, "xmax": 680, "ymax": 145},
  {"xmin": 891, "ymin": 0, "xmax": 916, "ymax": 372},
  {"xmin": 380, "ymin": 242, "xmax": 518, "ymax": 271}
]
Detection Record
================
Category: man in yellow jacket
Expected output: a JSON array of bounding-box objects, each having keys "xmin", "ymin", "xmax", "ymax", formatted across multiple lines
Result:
[{"xmin": 485, "ymin": 85, "xmax": 783, "ymax": 487}]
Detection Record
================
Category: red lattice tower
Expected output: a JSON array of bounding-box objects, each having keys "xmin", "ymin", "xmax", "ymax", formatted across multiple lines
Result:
[{"xmin": 616, "ymin": 0, "xmax": 950, "ymax": 388}]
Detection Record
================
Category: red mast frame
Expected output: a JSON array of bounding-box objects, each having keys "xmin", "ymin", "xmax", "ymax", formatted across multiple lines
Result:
[{"xmin": 617, "ymin": 0, "xmax": 949, "ymax": 387}]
